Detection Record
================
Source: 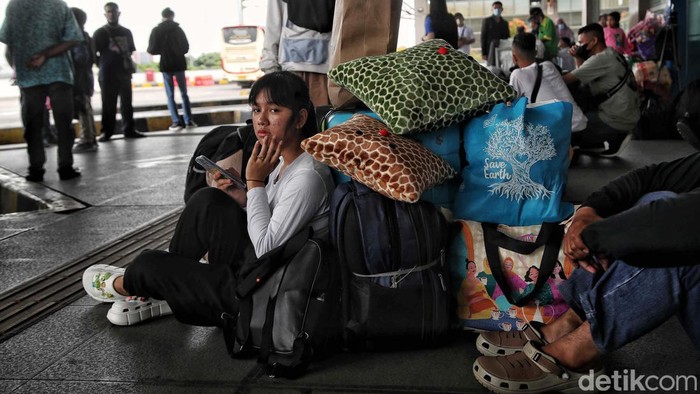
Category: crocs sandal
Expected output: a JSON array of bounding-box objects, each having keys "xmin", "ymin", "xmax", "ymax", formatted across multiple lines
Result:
[
  {"xmin": 473, "ymin": 341, "xmax": 604, "ymax": 394},
  {"xmin": 82, "ymin": 264, "xmax": 127, "ymax": 302},
  {"xmin": 476, "ymin": 321, "xmax": 547, "ymax": 357},
  {"xmin": 107, "ymin": 296, "xmax": 172, "ymax": 326}
]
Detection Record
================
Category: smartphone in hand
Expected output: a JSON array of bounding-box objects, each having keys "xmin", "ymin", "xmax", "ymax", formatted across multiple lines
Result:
[{"xmin": 195, "ymin": 155, "xmax": 247, "ymax": 189}]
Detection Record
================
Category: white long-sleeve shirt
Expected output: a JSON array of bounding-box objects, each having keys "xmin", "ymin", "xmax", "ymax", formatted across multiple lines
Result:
[{"xmin": 246, "ymin": 152, "xmax": 335, "ymax": 258}]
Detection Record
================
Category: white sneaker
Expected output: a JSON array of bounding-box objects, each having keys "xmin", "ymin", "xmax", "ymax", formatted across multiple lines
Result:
[
  {"xmin": 107, "ymin": 297, "xmax": 173, "ymax": 326},
  {"xmin": 168, "ymin": 123, "xmax": 184, "ymax": 131},
  {"xmin": 82, "ymin": 264, "xmax": 127, "ymax": 302}
]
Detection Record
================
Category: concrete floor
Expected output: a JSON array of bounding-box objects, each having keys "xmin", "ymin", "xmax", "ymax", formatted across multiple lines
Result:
[{"xmin": 0, "ymin": 131, "xmax": 698, "ymax": 393}]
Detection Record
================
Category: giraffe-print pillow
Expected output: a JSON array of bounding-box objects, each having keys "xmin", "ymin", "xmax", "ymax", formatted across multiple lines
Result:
[
  {"xmin": 328, "ymin": 39, "xmax": 517, "ymax": 135},
  {"xmin": 301, "ymin": 114, "xmax": 457, "ymax": 203}
]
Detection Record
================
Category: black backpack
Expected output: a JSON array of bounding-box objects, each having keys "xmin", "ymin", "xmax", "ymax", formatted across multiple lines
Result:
[
  {"xmin": 222, "ymin": 228, "xmax": 343, "ymax": 378},
  {"xmin": 329, "ymin": 181, "xmax": 453, "ymax": 349},
  {"xmin": 184, "ymin": 123, "xmax": 256, "ymax": 203}
]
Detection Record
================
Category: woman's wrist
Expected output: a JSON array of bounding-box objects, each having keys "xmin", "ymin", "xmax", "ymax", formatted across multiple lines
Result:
[{"xmin": 246, "ymin": 179, "xmax": 265, "ymax": 188}]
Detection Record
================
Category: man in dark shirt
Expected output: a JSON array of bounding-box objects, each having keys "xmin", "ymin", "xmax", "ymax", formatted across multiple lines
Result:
[
  {"xmin": 480, "ymin": 1, "xmax": 510, "ymax": 64},
  {"xmin": 93, "ymin": 2, "xmax": 145, "ymax": 141},
  {"xmin": 147, "ymin": 7, "xmax": 195, "ymax": 131},
  {"xmin": 472, "ymin": 152, "xmax": 700, "ymax": 393}
]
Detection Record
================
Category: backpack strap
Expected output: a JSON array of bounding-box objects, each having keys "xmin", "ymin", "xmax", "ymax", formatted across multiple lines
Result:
[{"xmin": 531, "ymin": 63, "xmax": 543, "ymax": 103}]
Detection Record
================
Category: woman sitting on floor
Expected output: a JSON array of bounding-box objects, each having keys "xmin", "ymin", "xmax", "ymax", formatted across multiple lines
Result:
[{"xmin": 82, "ymin": 71, "xmax": 335, "ymax": 327}]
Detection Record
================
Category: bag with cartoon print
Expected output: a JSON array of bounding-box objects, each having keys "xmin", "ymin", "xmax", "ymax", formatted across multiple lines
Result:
[
  {"xmin": 448, "ymin": 219, "xmax": 574, "ymax": 332},
  {"xmin": 455, "ymin": 97, "xmax": 574, "ymax": 226}
]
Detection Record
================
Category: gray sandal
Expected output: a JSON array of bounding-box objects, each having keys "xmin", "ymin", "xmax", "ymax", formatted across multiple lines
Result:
[{"xmin": 473, "ymin": 341, "xmax": 604, "ymax": 393}]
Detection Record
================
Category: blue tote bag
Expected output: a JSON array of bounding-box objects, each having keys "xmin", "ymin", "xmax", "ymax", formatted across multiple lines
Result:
[{"xmin": 455, "ymin": 97, "xmax": 574, "ymax": 226}]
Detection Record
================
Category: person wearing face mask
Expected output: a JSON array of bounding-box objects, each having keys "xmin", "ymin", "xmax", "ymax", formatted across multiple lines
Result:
[
  {"xmin": 555, "ymin": 17, "xmax": 574, "ymax": 42},
  {"xmin": 480, "ymin": 1, "xmax": 510, "ymax": 64},
  {"xmin": 563, "ymin": 23, "xmax": 639, "ymax": 157},
  {"xmin": 529, "ymin": 7, "xmax": 558, "ymax": 61}
]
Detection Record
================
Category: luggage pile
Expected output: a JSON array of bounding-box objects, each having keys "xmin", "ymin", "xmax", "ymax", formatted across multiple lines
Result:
[
  {"xmin": 303, "ymin": 38, "xmax": 577, "ymax": 346},
  {"xmin": 220, "ymin": 38, "xmax": 579, "ymax": 378}
]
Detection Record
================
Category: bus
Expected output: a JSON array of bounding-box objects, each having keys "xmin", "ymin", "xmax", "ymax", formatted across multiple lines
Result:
[{"xmin": 220, "ymin": 25, "xmax": 265, "ymax": 85}]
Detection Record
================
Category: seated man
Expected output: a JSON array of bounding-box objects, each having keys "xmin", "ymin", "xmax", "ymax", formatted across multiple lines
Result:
[
  {"xmin": 563, "ymin": 23, "xmax": 639, "ymax": 157},
  {"xmin": 509, "ymin": 32, "xmax": 587, "ymax": 133},
  {"xmin": 557, "ymin": 37, "xmax": 576, "ymax": 72},
  {"xmin": 472, "ymin": 152, "xmax": 700, "ymax": 393}
]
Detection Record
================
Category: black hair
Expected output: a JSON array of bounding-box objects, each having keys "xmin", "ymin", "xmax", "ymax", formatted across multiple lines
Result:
[
  {"xmin": 162, "ymin": 7, "xmax": 174, "ymax": 18},
  {"xmin": 492, "ymin": 1, "xmax": 503, "ymax": 7},
  {"xmin": 524, "ymin": 266, "xmax": 539, "ymax": 282},
  {"xmin": 465, "ymin": 259, "xmax": 476, "ymax": 271},
  {"xmin": 104, "ymin": 2, "xmax": 118, "ymax": 10},
  {"xmin": 529, "ymin": 7, "xmax": 543, "ymax": 17},
  {"xmin": 429, "ymin": 0, "xmax": 449, "ymax": 17},
  {"xmin": 248, "ymin": 71, "xmax": 317, "ymax": 139},
  {"xmin": 550, "ymin": 261, "xmax": 567, "ymax": 279},
  {"xmin": 578, "ymin": 23, "xmax": 605, "ymax": 43},
  {"xmin": 609, "ymin": 11, "xmax": 621, "ymax": 23},
  {"xmin": 560, "ymin": 36, "xmax": 572, "ymax": 47},
  {"xmin": 454, "ymin": 12, "xmax": 464, "ymax": 19},
  {"xmin": 71, "ymin": 7, "xmax": 87, "ymax": 27},
  {"xmin": 512, "ymin": 32, "xmax": 537, "ymax": 60}
]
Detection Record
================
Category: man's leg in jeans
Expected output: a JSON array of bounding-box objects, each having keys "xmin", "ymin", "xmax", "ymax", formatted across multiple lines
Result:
[
  {"xmin": 163, "ymin": 72, "xmax": 180, "ymax": 125},
  {"xmin": 48, "ymin": 82, "xmax": 76, "ymax": 171},
  {"xmin": 20, "ymin": 85, "xmax": 48, "ymax": 176},
  {"xmin": 174, "ymin": 71, "xmax": 193, "ymax": 124},
  {"xmin": 553, "ymin": 259, "xmax": 700, "ymax": 368}
]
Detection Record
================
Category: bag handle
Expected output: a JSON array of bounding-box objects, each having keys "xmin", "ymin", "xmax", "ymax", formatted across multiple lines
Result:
[{"xmin": 482, "ymin": 222, "xmax": 564, "ymax": 307}]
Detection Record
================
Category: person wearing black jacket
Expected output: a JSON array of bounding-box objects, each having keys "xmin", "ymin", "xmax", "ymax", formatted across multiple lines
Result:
[
  {"xmin": 93, "ymin": 2, "xmax": 146, "ymax": 141},
  {"xmin": 480, "ymin": 1, "xmax": 510, "ymax": 64},
  {"xmin": 147, "ymin": 7, "xmax": 195, "ymax": 131},
  {"xmin": 472, "ymin": 153, "xmax": 700, "ymax": 393}
]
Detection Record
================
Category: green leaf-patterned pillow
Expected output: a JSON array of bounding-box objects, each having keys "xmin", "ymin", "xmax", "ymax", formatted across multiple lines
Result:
[{"xmin": 328, "ymin": 39, "xmax": 517, "ymax": 135}]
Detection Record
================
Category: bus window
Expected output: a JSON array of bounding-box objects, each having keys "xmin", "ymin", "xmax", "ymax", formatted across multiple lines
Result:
[{"xmin": 221, "ymin": 26, "xmax": 265, "ymax": 84}]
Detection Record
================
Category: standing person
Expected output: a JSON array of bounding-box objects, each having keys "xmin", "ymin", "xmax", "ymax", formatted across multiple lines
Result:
[
  {"xmin": 147, "ymin": 7, "xmax": 196, "ymax": 132},
  {"xmin": 480, "ymin": 1, "xmax": 510, "ymax": 64},
  {"xmin": 71, "ymin": 7, "xmax": 99, "ymax": 154},
  {"xmin": 0, "ymin": 0, "xmax": 83, "ymax": 182},
  {"xmin": 529, "ymin": 7, "xmax": 558, "ymax": 61},
  {"xmin": 260, "ymin": 0, "xmax": 333, "ymax": 108},
  {"xmin": 555, "ymin": 17, "xmax": 574, "ymax": 41},
  {"xmin": 421, "ymin": 0, "xmax": 458, "ymax": 49},
  {"xmin": 556, "ymin": 37, "xmax": 576, "ymax": 71},
  {"xmin": 93, "ymin": 2, "xmax": 146, "ymax": 142},
  {"xmin": 455, "ymin": 13, "xmax": 476, "ymax": 55},
  {"xmin": 563, "ymin": 23, "xmax": 639, "ymax": 157},
  {"xmin": 604, "ymin": 11, "xmax": 633, "ymax": 55},
  {"xmin": 81, "ymin": 71, "xmax": 335, "ymax": 328}
]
